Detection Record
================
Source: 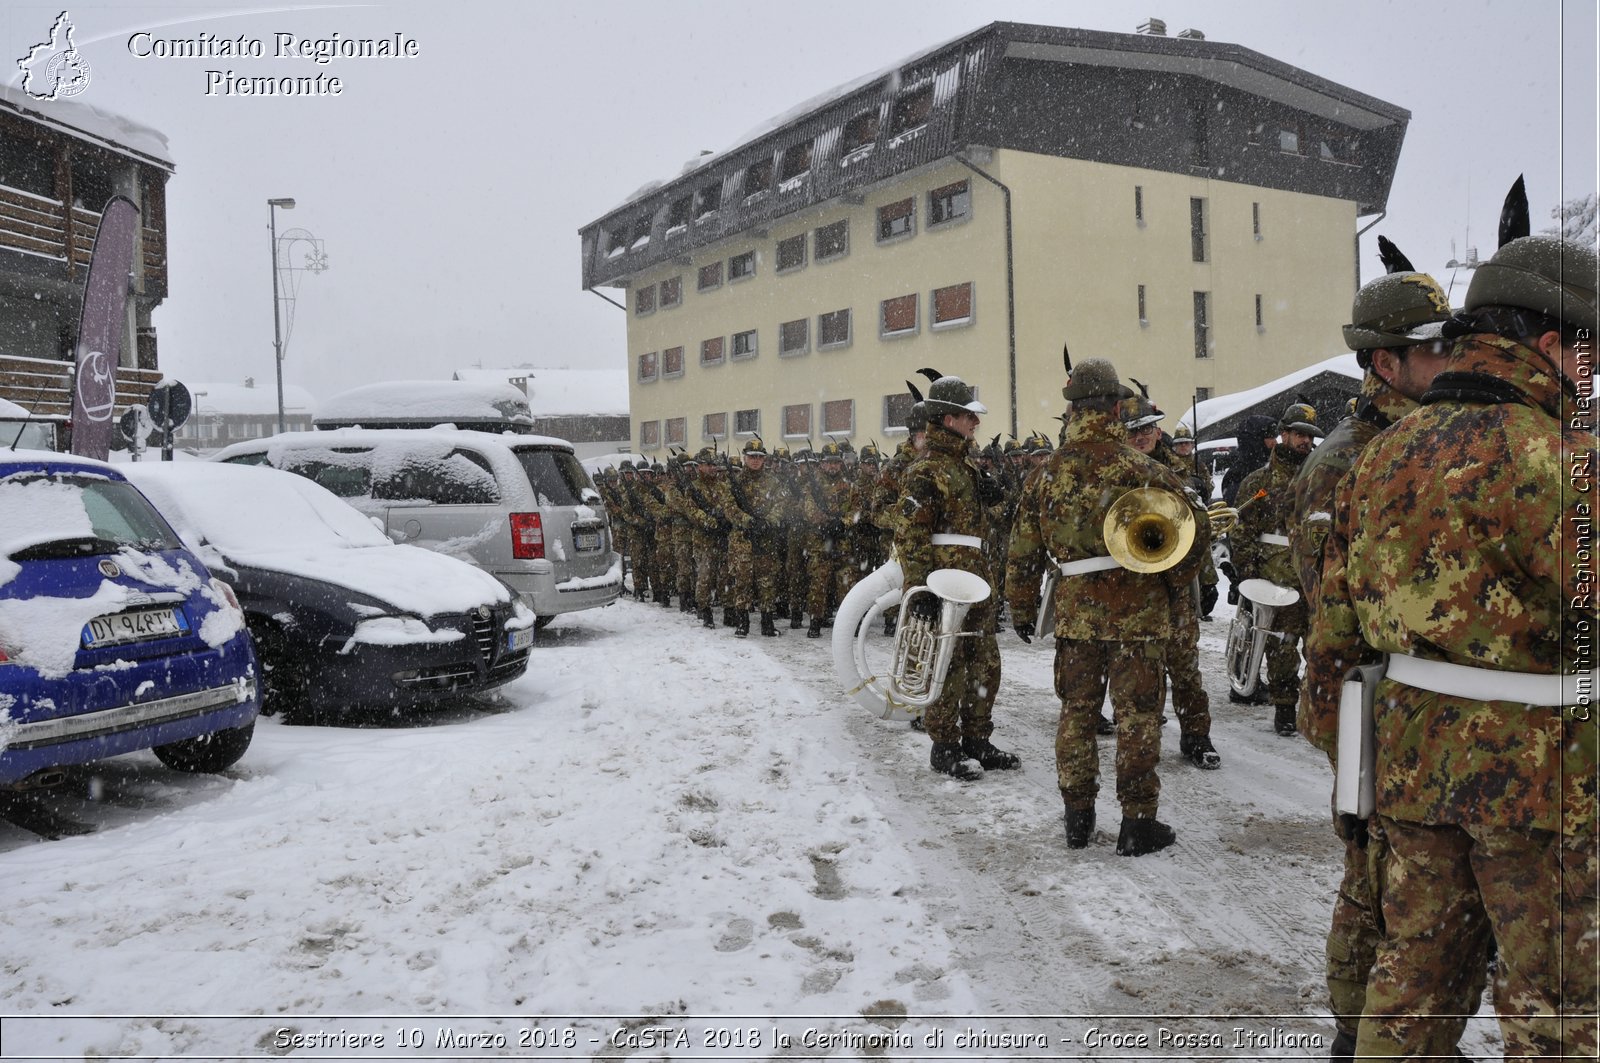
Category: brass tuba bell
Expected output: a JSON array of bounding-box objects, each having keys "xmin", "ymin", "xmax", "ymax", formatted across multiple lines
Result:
[{"xmin": 1102, "ymin": 487, "xmax": 1197, "ymax": 573}]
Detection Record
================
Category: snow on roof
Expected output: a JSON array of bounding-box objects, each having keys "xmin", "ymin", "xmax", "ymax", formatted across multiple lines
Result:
[
  {"xmin": 317, "ymin": 380, "xmax": 533, "ymax": 425},
  {"xmin": 0, "ymin": 396, "xmax": 30, "ymax": 418},
  {"xmin": 1178, "ymin": 353, "xmax": 1362, "ymax": 432},
  {"xmin": 452, "ymin": 368, "xmax": 629, "ymax": 417},
  {"xmin": 185, "ymin": 382, "xmax": 317, "ymax": 417},
  {"xmin": 0, "ymin": 82, "xmax": 174, "ymax": 169}
]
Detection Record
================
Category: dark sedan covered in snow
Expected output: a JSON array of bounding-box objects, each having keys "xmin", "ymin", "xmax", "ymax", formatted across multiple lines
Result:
[{"xmin": 124, "ymin": 462, "xmax": 534, "ymax": 721}]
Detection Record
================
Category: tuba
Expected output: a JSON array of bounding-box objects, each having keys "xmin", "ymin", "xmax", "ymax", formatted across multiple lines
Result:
[
  {"xmin": 1225, "ymin": 577, "xmax": 1302, "ymax": 696},
  {"xmin": 832, "ymin": 560, "xmax": 990, "ymax": 721}
]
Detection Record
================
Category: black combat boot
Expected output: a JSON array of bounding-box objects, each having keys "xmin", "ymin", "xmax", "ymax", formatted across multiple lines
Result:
[
  {"xmin": 806, "ymin": 617, "xmax": 822, "ymax": 639},
  {"xmin": 633, "ymin": 584, "xmax": 647, "ymax": 602},
  {"xmin": 699, "ymin": 607, "xmax": 715, "ymax": 629},
  {"xmin": 883, "ymin": 613, "xmax": 897, "ymax": 637},
  {"xmin": 1274, "ymin": 704, "xmax": 1298, "ymax": 737},
  {"xmin": 962, "ymin": 737, "xmax": 1020, "ymax": 771},
  {"xmin": 1064, "ymin": 804, "xmax": 1095, "ymax": 849},
  {"xmin": 1328, "ymin": 1029, "xmax": 1356, "ymax": 1063},
  {"xmin": 760, "ymin": 611, "xmax": 777, "ymax": 637},
  {"xmin": 1115, "ymin": 816, "xmax": 1176, "ymax": 857},
  {"xmin": 929, "ymin": 743, "xmax": 982, "ymax": 781},
  {"xmin": 909, "ymin": 715, "xmax": 925, "ymax": 732},
  {"xmin": 722, "ymin": 606, "xmax": 737, "ymax": 628},
  {"xmin": 1180, "ymin": 734, "xmax": 1222, "ymax": 769},
  {"xmin": 680, "ymin": 592, "xmax": 695, "ymax": 615},
  {"xmin": 734, "ymin": 611, "xmax": 750, "ymax": 638},
  {"xmin": 774, "ymin": 601, "xmax": 790, "ymax": 620},
  {"xmin": 790, "ymin": 611, "xmax": 805, "ymax": 630},
  {"xmin": 1096, "ymin": 713, "xmax": 1115, "ymax": 736}
]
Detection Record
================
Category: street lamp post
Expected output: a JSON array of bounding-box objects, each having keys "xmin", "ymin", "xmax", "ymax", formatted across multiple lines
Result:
[{"xmin": 268, "ymin": 197, "xmax": 295, "ymax": 434}]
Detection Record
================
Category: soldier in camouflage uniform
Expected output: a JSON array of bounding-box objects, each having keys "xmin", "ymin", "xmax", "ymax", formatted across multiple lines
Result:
[
  {"xmin": 1232, "ymin": 402, "xmax": 1322, "ymax": 735},
  {"xmin": 895, "ymin": 375, "xmax": 1019, "ymax": 780},
  {"xmin": 1123, "ymin": 397, "xmax": 1221, "ymax": 770},
  {"xmin": 1006, "ymin": 359, "xmax": 1209, "ymax": 854},
  {"xmin": 781, "ymin": 449, "xmax": 812, "ymax": 628},
  {"xmin": 801, "ymin": 442, "xmax": 855, "ymax": 639},
  {"xmin": 1289, "ymin": 264, "xmax": 1470, "ymax": 1060},
  {"xmin": 636, "ymin": 463, "xmax": 675, "ymax": 607},
  {"xmin": 1304, "ymin": 233, "xmax": 1597, "ymax": 1059},
  {"xmin": 673, "ymin": 451, "xmax": 727, "ymax": 627},
  {"xmin": 731, "ymin": 437, "xmax": 787, "ymax": 636}
]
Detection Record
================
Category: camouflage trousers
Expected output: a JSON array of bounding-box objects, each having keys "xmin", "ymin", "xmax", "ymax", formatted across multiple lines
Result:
[
  {"xmin": 653, "ymin": 526, "xmax": 676, "ymax": 595},
  {"xmin": 783, "ymin": 533, "xmax": 807, "ymax": 611},
  {"xmin": 729, "ymin": 532, "xmax": 780, "ymax": 612},
  {"xmin": 674, "ymin": 532, "xmax": 695, "ymax": 598},
  {"xmin": 693, "ymin": 540, "xmax": 722, "ymax": 607},
  {"xmin": 1263, "ymin": 598, "xmax": 1307, "ymax": 709},
  {"xmin": 920, "ymin": 598, "xmax": 1000, "ymax": 746},
  {"xmin": 628, "ymin": 526, "xmax": 655, "ymax": 595},
  {"xmin": 1357, "ymin": 816, "xmax": 1597, "ymax": 1060},
  {"xmin": 806, "ymin": 537, "xmax": 846, "ymax": 619},
  {"xmin": 1054, "ymin": 638, "xmax": 1166, "ymax": 818},
  {"xmin": 1165, "ymin": 582, "xmax": 1209, "ymax": 737}
]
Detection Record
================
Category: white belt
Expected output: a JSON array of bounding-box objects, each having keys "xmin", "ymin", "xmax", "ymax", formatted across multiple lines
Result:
[
  {"xmin": 931, "ymin": 533, "xmax": 984, "ymax": 549},
  {"xmin": 1387, "ymin": 652, "xmax": 1598, "ymax": 707},
  {"xmin": 1258, "ymin": 533, "xmax": 1290, "ymax": 547},
  {"xmin": 1058, "ymin": 555, "xmax": 1122, "ymax": 576}
]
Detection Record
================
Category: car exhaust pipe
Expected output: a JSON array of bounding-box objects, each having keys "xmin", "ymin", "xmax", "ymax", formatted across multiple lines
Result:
[{"xmin": 5, "ymin": 769, "xmax": 68, "ymax": 792}]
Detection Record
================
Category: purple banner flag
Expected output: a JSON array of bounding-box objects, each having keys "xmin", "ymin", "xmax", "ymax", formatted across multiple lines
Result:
[{"xmin": 70, "ymin": 196, "xmax": 141, "ymax": 461}]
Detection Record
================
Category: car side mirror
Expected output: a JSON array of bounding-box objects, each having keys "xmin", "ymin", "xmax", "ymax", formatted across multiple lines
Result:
[{"xmin": 581, "ymin": 487, "xmax": 601, "ymax": 504}]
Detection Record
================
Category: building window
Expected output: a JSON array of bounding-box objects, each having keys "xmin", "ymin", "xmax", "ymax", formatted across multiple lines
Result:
[
  {"xmin": 662, "ymin": 346, "xmax": 684, "ymax": 378},
  {"xmin": 660, "ymin": 275, "xmax": 682, "ymax": 308},
  {"xmin": 776, "ymin": 234, "xmax": 807, "ymax": 273},
  {"xmin": 779, "ymin": 141, "xmax": 812, "ymax": 183},
  {"xmin": 931, "ymin": 282, "xmax": 973, "ymax": 328},
  {"xmin": 1252, "ymin": 202, "xmax": 1262, "ymax": 240},
  {"xmin": 1190, "ymin": 198, "xmax": 1207, "ymax": 263},
  {"xmin": 1278, "ymin": 123, "xmax": 1302, "ymax": 155},
  {"xmin": 701, "ymin": 336, "xmax": 725, "ymax": 366},
  {"xmin": 695, "ymin": 182, "xmax": 721, "ymax": 220},
  {"xmin": 665, "ymin": 417, "xmax": 687, "ymax": 448},
  {"xmin": 666, "ymin": 195, "xmax": 691, "ymax": 231},
  {"xmin": 928, "ymin": 180, "xmax": 970, "ymax": 226},
  {"xmin": 1188, "ymin": 98, "xmax": 1210, "ymax": 168},
  {"xmin": 1246, "ymin": 122, "xmax": 1264, "ymax": 146},
  {"xmin": 703, "ymin": 412, "xmax": 727, "ymax": 441},
  {"xmin": 779, "ymin": 318, "xmax": 809, "ymax": 357},
  {"xmin": 877, "ymin": 197, "xmax": 915, "ymax": 242},
  {"xmin": 818, "ymin": 308, "xmax": 852, "ymax": 350},
  {"xmin": 881, "ymin": 294, "xmax": 918, "ymax": 337},
  {"xmin": 1194, "ymin": 292, "xmax": 1211, "ymax": 359},
  {"xmin": 634, "ymin": 284, "xmax": 656, "ymax": 316},
  {"xmin": 1255, "ymin": 293, "xmax": 1265, "ymax": 330},
  {"xmin": 637, "ymin": 351, "xmax": 658, "ymax": 382},
  {"xmin": 1137, "ymin": 284, "xmax": 1148, "ymax": 326},
  {"xmin": 822, "ymin": 398, "xmax": 855, "ymax": 436},
  {"xmin": 728, "ymin": 250, "xmax": 756, "ymax": 281},
  {"xmin": 628, "ymin": 215, "xmax": 652, "ymax": 251},
  {"xmin": 744, "ymin": 157, "xmax": 773, "ymax": 198},
  {"xmin": 815, "ymin": 220, "xmax": 848, "ymax": 262},
  {"xmin": 888, "ymin": 84, "xmax": 933, "ymax": 137},
  {"xmin": 1134, "ymin": 185, "xmax": 1144, "ymax": 225},
  {"xmin": 639, "ymin": 420, "xmax": 660, "ymax": 450},
  {"xmin": 783, "ymin": 403, "xmax": 811, "ymax": 439},
  {"xmin": 841, "ymin": 109, "xmax": 880, "ymax": 156},
  {"xmin": 1195, "ymin": 386, "xmax": 1212, "ymax": 402},
  {"xmin": 698, "ymin": 261, "xmax": 723, "ymax": 291},
  {"xmin": 1319, "ymin": 134, "xmax": 1359, "ymax": 166},
  {"xmin": 883, "ymin": 392, "xmax": 913, "ymax": 433},
  {"xmin": 731, "ymin": 329, "xmax": 758, "ymax": 360},
  {"xmin": 735, "ymin": 408, "xmax": 760, "ymax": 436}
]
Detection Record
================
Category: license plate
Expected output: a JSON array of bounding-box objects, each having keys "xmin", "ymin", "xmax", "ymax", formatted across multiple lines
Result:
[
  {"xmin": 83, "ymin": 606, "xmax": 189, "ymax": 648},
  {"xmin": 507, "ymin": 626, "xmax": 534, "ymax": 652},
  {"xmin": 573, "ymin": 531, "xmax": 601, "ymax": 552}
]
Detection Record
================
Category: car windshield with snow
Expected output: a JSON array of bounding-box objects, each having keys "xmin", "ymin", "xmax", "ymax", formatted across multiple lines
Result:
[
  {"xmin": 0, "ymin": 452, "xmax": 260, "ymax": 787},
  {"xmin": 123, "ymin": 462, "xmax": 535, "ymax": 721},
  {"xmin": 213, "ymin": 428, "xmax": 622, "ymax": 626}
]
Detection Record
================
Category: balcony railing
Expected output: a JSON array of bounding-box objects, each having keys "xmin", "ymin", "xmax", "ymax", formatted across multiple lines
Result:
[
  {"xmin": 0, "ymin": 183, "xmax": 167, "ymax": 296},
  {"xmin": 0, "ymin": 353, "xmax": 162, "ymax": 420}
]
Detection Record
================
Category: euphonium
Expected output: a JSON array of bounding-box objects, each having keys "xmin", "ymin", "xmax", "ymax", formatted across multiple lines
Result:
[
  {"xmin": 832, "ymin": 560, "xmax": 990, "ymax": 721},
  {"xmin": 1225, "ymin": 577, "xmax": 1302, "ymax": 697}
]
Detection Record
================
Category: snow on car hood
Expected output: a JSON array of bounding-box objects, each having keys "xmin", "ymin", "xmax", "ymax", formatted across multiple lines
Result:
[{"xmin": 123, "ymin": 463, "xmax": 511, "ymax": 617}]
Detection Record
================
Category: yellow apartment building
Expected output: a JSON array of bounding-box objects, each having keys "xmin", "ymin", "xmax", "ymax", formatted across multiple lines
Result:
[{"xmin": 579, "ymin": 21, "xmax": 1408, "ymax": 452}]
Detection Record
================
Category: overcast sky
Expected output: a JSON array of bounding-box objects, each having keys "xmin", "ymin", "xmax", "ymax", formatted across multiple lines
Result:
[{"xmin": 4, "ymin": 0, "xmax": 1594, "ymax": 405}]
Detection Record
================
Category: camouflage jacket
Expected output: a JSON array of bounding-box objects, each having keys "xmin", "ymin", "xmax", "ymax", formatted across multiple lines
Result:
[
  {"xmin": 733, "ymin": 467, "xmax": 786, "ymax": 544},
  {"xmin": 1232, "ymin": 446, "xmax": 1307, "ymax": 589},
  {"xmin": 799, "ymin": 468, "xmax": 853, "ymax": 540},
  {"xmin": 1288, "ymin": 374, "xmax": 1418, "ymax": 611},
  {"xmin": 895, "ymin": 424, "xmax": 994, "ymax": 590},
  {"xmin": 673, "ymin": 475, "xmax": 725, "ymax": 545},
  {"xmin": 1154, "ymin": 438, "xmax": 1217, "ymax": 589},
  {"xmin": 1302, "ymin": 334, "xmax": 1597, "ymax": 835},
  {"xmin": 871, "ymin": 440, "xmax": 918, "ymax": 535},
  {"xmin": 1005, "ymin": 407, "xmax": 1208, "ymax": 641}
]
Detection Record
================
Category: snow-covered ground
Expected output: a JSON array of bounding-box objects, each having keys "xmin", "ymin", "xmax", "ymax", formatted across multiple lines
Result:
[{"xmin": 0, "ymin": 588, "xmax": 1505, "ymax": 1060}]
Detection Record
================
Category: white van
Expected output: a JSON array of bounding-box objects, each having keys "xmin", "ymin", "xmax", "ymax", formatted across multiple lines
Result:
[{"xmin": 214, "ymin": 428, "xmax": 621, "ymax": 626}]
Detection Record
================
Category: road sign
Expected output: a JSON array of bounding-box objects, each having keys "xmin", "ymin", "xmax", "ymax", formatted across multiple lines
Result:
[
  {"xmin": 118, "ymin": 405, "xmax": 153, "ymax": 448},
  {"xmin": 147, "ymin": 380, "xmax": 192, "ymax": 430}
]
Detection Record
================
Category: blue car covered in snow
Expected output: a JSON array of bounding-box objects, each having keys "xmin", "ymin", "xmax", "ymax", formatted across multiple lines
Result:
[{"xmin": 0, "ymin": 452, "xmax": 259, "ymax": 788}]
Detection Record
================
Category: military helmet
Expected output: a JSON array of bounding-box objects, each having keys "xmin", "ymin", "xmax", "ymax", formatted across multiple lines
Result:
[
  {"xmin": 793, "ymin": 446, "xmax": 815, "ymax": 464},
  {"xmin": 1172, "ymin": 423, "xmax": 1195, "ymax": 441},
  {"xmin": 905, "ymin": 401, "xmax": 928, "ymax": 432},
  {"xmin": 772, "ymin": 445, "xmax": 790, "ymax": 462},
  {"xmin": 1464, "ymin": 234, "xmax": 1599, "ymax": 334},
  {"xmin": 859, "ymin": 442, "xmax": 882, "ymax": 464},
  {"xmin": 741, "ymin": 436, "xmax": 767, "ymax": 458},
  {"xmin": 1279, "ymin": 402, "xmax": 1324, "ymax": 437},
  {"xmin": 819, "ymin": 441, "xmax": 846, "ymax": 461},
  {"xmin": 650, "ymin": 462, "xmax": 665, "ymax": 474},
  {"xmin": 1343, "ymin": 272, "xmax": 1454, "ymax": 355},
  {"xmin": 1025, "ymin": 431, "xmax": 1054, "ymax": 455},
  {"xmin": 923, "ymin": 375, "xmax": 987, "ymax": 419},
  {"xmin": 1122, "ymin": 395, "xmax": 1164, "ymax": 431},
  {"xmin": 1062, "ymin": 358, "xmax": 1134, "ymax": 401}
]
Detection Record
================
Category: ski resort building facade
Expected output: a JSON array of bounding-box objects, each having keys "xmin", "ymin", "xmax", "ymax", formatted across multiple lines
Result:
[{"xmin": 579, "ymin": 20, "xmax": 1409, "ymax": 451}]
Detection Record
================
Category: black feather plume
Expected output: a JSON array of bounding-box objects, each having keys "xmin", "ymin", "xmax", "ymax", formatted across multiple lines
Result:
[
  {"xmin": 917, "ymin": 367, "xmax": 943, "ymax": 383},
  {"xmin": 1499, "ymin": 175, "xmax": 1529, "ymax": 247},
  {"xmin": 906, "ymin": 380, "xmax": 924, "ymax": 403},
  {"xmin": 1062, "ymin": 343, "xmax": 1072, "ymax": 376},
  {"xmin": 1377, "ymin": 235, "xmax": 1415, "ymax": 274},
  {"xmin": 1130, "ymin": 377, "xmax": 1151, "ymax": 399}
]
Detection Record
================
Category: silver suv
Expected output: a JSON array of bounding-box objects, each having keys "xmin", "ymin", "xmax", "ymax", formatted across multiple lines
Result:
[{"xmin": 214, "ymin": 428, "xmax": 621, "ymax": 626}]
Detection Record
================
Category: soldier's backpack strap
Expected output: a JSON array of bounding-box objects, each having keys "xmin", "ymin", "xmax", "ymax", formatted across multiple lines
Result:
[{"xmin": 1421, "ymin": 371, "xmax": 1529, "ymax": 407}]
